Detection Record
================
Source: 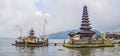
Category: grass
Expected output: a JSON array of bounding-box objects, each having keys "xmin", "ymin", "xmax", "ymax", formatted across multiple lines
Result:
[{"xmin": 63, "ymin": 43, "xmax": 114, "ymax": 48}]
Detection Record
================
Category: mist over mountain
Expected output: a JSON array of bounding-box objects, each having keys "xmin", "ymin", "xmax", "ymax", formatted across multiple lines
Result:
[
  {"xmin": 47, "ymin": 30, "xmax": 78, "ymax": 39},
  {"xmin": 47, "ymin": 29, "xmax": 101, "ymax": 39}
]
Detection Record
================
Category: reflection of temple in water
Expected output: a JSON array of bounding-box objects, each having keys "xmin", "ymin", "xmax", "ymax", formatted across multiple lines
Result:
[
  {"xmin": 79, "ymin": 48, "xmax": 91, "ymax": 56},
  {"xmin": 68, "ymin": 48, "xmax": 92, "ymax": 56},
  {"xmin": 16, "ymin": 47, "xmax": 38, "ymax": 56}
]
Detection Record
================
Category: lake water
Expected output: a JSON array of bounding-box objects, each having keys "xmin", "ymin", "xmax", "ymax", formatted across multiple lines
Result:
[{"xmin": 0, "ymin": 38, "xmax": 120, "ymax": 56}]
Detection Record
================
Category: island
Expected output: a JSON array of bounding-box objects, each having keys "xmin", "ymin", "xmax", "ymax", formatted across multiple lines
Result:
[{"xmin": 63, "ymin": 5, "xmax": 114, "ymax": 48}]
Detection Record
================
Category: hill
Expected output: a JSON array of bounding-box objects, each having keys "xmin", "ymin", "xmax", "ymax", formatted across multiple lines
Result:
[
  {"xmin": 47, "ymin": 30, "xmax": 79, "ymax": 39},
  {"xmin": 47, "ymin": 29, "xmax": 101, "ymax": 39}
]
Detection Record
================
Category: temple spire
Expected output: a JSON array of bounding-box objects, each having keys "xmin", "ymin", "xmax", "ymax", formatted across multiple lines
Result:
[
  {"xmin": 80, "ymin": 5, "xmax": 91, "ymax": 30},
  {"xmin": 29, "ymin": 28, "xmax": 35, "ymax": 37},
  {"xmin": 82, "ymin": 5, "xmax": 88, "ymax": 17},
  {"xmin": 79, "ymin": 5, "xmax": 95, "ymax": 34}
]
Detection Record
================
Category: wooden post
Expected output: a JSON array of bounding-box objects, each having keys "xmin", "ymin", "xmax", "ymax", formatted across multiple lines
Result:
[
  {"xmin": 64, "ymin": 39, "xmax": 65, "ymax": 44},
  {"xmin": 102, "ymin": 39, "xmax": 104, "ymax": 44},
  {"xmin": 72, "ymin": 39, "xmax": 74, "ymax": 44},
  {"xmin": 46, "ymin": 38, "xmax": 48, "ymax": 46},
  {"xmin": 88, "ymin": 39, "xmax": 91, "ymax": 44}
]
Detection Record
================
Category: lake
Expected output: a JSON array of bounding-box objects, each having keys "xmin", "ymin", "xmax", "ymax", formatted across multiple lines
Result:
[{"xmin": 0, "ymin": 38, "xmax": 120, "ymax": 56}]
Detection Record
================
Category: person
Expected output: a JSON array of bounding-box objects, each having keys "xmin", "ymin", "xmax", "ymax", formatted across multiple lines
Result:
[
  {"xmin": 88, "ymin": 39, "xmax": 91, "ymax": 44},
  {"xmin": 15, "ymin": 40, "xmax": 17, "ymax": 44},
  {"xmin": 54, "ymin": 43, "xmax": 57, "ymax": 46},
  {"xmin": 64, "ymin": 40, "xmax": 65, "ymax": 44}
]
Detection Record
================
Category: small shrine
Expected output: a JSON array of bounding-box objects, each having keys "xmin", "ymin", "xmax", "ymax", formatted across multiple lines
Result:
[{"xmin": 12, "ymin": 28, "xmax": 48, "ymax": 47}]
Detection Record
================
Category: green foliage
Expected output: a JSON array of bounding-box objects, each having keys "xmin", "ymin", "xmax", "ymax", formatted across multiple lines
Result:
[{"xmin": 63, "ymin": 43, "xmax": 114, "ymax": 48}]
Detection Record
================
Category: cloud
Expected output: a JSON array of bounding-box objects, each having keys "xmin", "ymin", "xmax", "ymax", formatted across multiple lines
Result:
[
  {"xmin": 36, "ymin": 10, "xmax": 50, "ymax": 17},
  {"xmin": 0, "ymin": 0, "xmax": 120, "ymax": 38},
  {"xmin": 0, "ymin": 0, "xmax": 44, "ymax": 37},
  {"xmin": 36, "ymin": 0, "xmax": 120, "ymax": 33}
]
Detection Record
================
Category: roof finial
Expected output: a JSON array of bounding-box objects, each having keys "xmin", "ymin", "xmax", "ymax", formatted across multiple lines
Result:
[{"xmin": 30, "ymin": 27, "xmax": 34, "ymax": 32}]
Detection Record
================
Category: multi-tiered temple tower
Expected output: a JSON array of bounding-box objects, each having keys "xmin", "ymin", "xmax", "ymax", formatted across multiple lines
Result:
[
  {"xmin": 78, "ymin": 5, "xmax": 95, "ymax": 41},
  {"xmin": 29, "ymin": 28, "xmax": 35, "ymax": 38}
]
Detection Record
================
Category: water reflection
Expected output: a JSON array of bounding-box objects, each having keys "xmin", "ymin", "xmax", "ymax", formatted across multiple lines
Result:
[
  {"xmin": 66, "ymin": 47, "xmax": 120, "ymax": 56},
  {"xmin": 15, "ymin": 47, "xmax": 38, "ymax": 56},
  {"xmin": 67, "ymin": 48, "xmax": 92, "ymax": 56},
  {"xmin": 13, "ymin": 45, "xmax": 120, "ymax": 56},
  {"xmin": 0, "ymin": 39, "xmax": 120, "ymax": 56}
]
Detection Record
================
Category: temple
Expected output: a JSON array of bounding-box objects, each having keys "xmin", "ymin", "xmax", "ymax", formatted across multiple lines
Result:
[
  {"xmin": 27, "ymin": 28, "xmax": 38, "ymax": 44},
  {"xmin": 78, "ymin": 5, "xmax": 95, "ymax": 42},
  {"xmin": 68, "ymin": 5, "xmax": 97, "ymax": 44},
  {"xmin": 29, "ymin": 28, "xmax": 35, "ymax": 38},
  {"xmin": 64, "ymin": 5, "xmax": 115, "ymax": 47},
  {"xmin": 12, "ymin": 28, "xmax": 48, "ymax": 47}
]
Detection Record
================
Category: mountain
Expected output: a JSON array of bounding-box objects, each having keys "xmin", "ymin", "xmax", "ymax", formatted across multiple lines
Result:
[
  {"xmin": 47, "ymin": 29, "xmax": 101, "ymax": 39},
  {"xmin": 47, "ymin": 30, "xmax": 79, "ymax": 39}
]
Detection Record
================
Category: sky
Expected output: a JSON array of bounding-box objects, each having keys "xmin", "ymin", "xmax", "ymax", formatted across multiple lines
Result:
[{"xmin": 0, "ymin": 0, "xmax": 120, "ymax": 38}]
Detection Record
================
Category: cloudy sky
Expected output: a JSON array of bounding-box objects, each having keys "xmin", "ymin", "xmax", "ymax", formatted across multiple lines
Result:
[{"xmin": 0, "ymin": 0, "xmax": 120, "ymax": 38}]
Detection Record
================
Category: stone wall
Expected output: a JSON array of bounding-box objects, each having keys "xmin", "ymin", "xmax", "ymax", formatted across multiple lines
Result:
[{"xmin": 73, "ymin": 40, "xmax": 104, "ymax": 44}]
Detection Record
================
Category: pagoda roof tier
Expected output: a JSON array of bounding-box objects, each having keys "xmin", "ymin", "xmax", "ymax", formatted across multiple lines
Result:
[
  {"xmin": 78, "ymin": 30, "xmax": 95, "ymax": 34},
  {"xmin": 81, "ymin": 24, "xmax": 90, "ymax": 26},
  {"xmin": 81, "ymin": 22, "xmax": 89, "ymax": 23},
  {"xmin": 82, "ymin": 20, "xmax": 89, "ymax": 22},
  {"xmin": 80, "ymin": 27, "xmax": 91, "ymax": 30},
  {"xmin": 82, "ymin": 18, "xmax": 89, "ymax": 20},
  {"xmin": 81, "ymin": 23, "xmax": 90, "ymax": 25}
]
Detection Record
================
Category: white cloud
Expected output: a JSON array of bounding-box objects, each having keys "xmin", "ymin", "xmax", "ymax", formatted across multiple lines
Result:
[
  {"xmin": 0, "ymin": 0, "xmax": 44, "ymax": 37},
  {"xmin": 36, "ymin": 11, "xmax": 43, "ymax": 16},
  {"xmin": 0, "ymin": 0, "xmax": 120, "ymax": 38}
]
